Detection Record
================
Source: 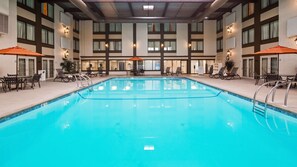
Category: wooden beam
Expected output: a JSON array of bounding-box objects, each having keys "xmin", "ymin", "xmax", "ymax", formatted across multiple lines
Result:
[
  {"xmin": 162, "ymin": 2, "xmax": 169, "ymax": 17},
  {"xmin": 191, "ymin": 3, "xmax": 208, "ymax": 18},
  {"xmin": 64, "ymin": 8, "xmax": 82, "ymax": 12},
  {"xmin": 86, "ymin": 2, "xmax": 105, "ymax": 17},
  {"xmin": 128, "ymin": 2, "xmax": 135, "ymax": 17}
]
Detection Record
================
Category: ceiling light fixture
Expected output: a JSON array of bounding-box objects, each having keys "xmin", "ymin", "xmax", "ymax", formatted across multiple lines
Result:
[{"xmin": 143, "ymin": 5, "xmax": 154, "ymax": 11}]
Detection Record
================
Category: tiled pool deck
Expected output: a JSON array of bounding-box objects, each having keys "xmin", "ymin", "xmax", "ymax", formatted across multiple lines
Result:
[{"xmin": 0, "ymin": 75, "xmax": 297, "ymax": 119}]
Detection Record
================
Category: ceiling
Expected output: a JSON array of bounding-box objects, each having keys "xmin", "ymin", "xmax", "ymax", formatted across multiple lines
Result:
[{"xmin": 44, "ymin": 0, "xmax": 241, "ymax": 22}]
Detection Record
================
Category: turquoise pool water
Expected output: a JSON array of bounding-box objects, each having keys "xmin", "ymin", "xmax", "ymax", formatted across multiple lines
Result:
[{"xmin": 1, "ymin": 77, "xmax": 297, "ymax": 167}]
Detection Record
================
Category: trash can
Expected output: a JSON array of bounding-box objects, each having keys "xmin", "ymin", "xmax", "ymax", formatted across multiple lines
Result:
[{"xmin": 38, "ymin": 70, "xmax": 46, "ymax": 81}]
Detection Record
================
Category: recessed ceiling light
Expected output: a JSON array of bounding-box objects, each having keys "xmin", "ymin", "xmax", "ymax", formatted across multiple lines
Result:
[
  {"xmin": 204, "ymin": 16, "xmax": 209, "ymax": 20},
  {"xmin": 143, "ymin": 5, "xmax": 154, "ymax": 11}
]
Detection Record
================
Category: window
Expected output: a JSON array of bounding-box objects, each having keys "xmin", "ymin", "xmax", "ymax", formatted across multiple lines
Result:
[
  {"xmin": 164, "ymin": 60, "xmax": 187, "ymax": 74},
  {"xmin": 164, "ymin": 40, "xmax": 176, "ymax": 52},
  {"xmin": 109, "ymin": 23, "xmax": 121, "ymax": 33},
  {"xmin": 81, "ymin": 60, "xmax": 106, "ymax": 71},
  {"xmin": 74, "ymin": 20, "xmax": 79, "ymax": 32},
  {"xmin": 191, "ymin": 22, "xmax": 203, "ymax": 33},
  {"xmin": 148, "ymin": 40, "xmax": 160, "ymax": 52},
  {"xmin": 73, "ymin": 38, "xmax": 79, "ymax": 52},
  {"xmin": 93, "ymin": 40, "xmax": 106, "ymax": 52},
  {"xmin": 217, "ymin": 19, "xmax": 223, "ymax": 32},
  {"xmin": 138, "ymin": 60, "xmax": 160, "ymax": 71},
  {"xmin": 93, "ymin": 23, "xmax": 105, "ymax": 33},
  {"xmin": 191, "ymin": 40, "xmax": 204, "ymax": 52},
  {"xmin": 41, "ymin": 3, "xmax": 54, "ymax": 19},
  {"xmin": 261, "ymin": 20, "xmax": 278, "ymax": 41},
  {"xmin": 109, "ymin": 40, "xmax": 122, "ymax": 52},
  {"xmin": 216, "ymin": 38, "xmax": 223, "ymax": 52},
  {"xmin": 242, "ymin": 3, "xmax": 254, "ymax": 19},
  {"xmin": 164, "ymin": 23, "xmax": 176, "ymax": 33},
  {"xmin": 17, "ymin": 0, "xmax": 34, "ymax": 9},
  {"xmin": 17, "ymin": 20, "xmax": 35, "ymax": 41},
  {"xmin": 242, "ymin": 28, "xmax": 254, "ymax": 45},
  {"xmin": 41, "ymin": 28, "xmax": 54, "ymax": 46},
  {"xmin": 110, "ymin": 60, "xmax": 132, "ymax": 71},
  {"xmin": 261, "ymin": 0, "xmax": 278, "ymax": 9},
  {"xmin": 148, "ymin": 23, "xmax": 160, "ymax": 33}
]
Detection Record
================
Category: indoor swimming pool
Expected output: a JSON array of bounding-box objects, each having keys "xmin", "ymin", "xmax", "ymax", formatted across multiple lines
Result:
[{"xmin": 0, "ymin": 77, "xmax": 297, "ymax": 167}]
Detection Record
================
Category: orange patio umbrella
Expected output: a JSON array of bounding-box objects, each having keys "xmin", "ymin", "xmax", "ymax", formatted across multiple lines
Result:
[
  {"xmin": 0, "ymin": 46, "xmax": 43, "ymax": 74},
  {"xmin": 255, "ymin": 45, "xmax": 297, "ymax": 74},
  {"xmin": 128, "ymin": 56, "xmax": 143, "ymax": 61}
]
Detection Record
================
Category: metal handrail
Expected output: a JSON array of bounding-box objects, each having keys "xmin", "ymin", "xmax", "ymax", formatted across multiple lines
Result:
[
  {"xmin": 264, "ymin": 81, "xmax": 288, "ymax": 113},
  {"xmin": 284, "ymin": 81, "xmax": 297, "ymax": 106},
  {"xmin": 253, "ymin": 80, "xmax": 283, "ymax": 108}
]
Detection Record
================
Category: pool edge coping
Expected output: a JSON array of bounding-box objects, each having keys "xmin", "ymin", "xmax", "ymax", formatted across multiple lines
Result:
[{"xmin": 1, "ymin": 76, "xmax": 297, "ymax": 123}]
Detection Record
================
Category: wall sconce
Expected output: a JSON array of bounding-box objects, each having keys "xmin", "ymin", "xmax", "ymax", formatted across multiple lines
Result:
[
  {"xmin": 226, "ymin": 50, "xmax": 231, "ymax": 60},
  {"xmin": 227, "ymin": 25, "xmax": 232, "ymax": 34},
  {"xmin": 105, "ymin": 43, "xmax": 109, "ymax": 48},
  {"xmin": 188, "ymin": 43, "xmax": 192, "ymax": 48},
  {"xmin": 133, "ymin": 43, "xmax": 136, "ymax": 48},
  {"xmin": 295, "ymin": 38, "xmax": 297, "ymax": 45},
  {"xmin": 63, "ymin": 26, "xmax": 69, "ymax": 34},
  {"xmin": 161, "ymin": 43, "xmax": 164, "ymax": 48},
  {"xmin": 63, "ymin": 49, "xmax": 69, "ymax": 59}
]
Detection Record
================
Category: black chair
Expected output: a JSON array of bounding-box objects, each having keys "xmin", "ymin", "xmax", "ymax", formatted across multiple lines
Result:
[
  {"xmin": 165, "ymin": 67, "xmax": 171, "ymax": 76},
  {"xmin": 27, "ymin": 74, "xmax": 41, "ymax": 88},
  {"xmin": 3, "ymin": 76, "xmax": 19, "ymax": 92},
  {"xmin": 208, "ymin": 65, "xmax": 213, "ymax": 77}
]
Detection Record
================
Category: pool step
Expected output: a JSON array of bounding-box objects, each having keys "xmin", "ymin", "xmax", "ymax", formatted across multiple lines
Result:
[{"xmin": 253, "ymin": 105, "xmax": 266, "ymax": 116}]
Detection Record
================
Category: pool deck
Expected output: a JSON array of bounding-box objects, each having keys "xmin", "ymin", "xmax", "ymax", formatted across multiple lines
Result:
[{"xmin": 0, "ymin": 75, "xmax": 297, "ymax": 119}]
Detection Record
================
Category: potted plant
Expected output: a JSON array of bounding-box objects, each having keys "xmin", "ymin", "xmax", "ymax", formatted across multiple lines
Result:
[
  {"xmin": 60, "ymin": 58, "xmax": 76, "ymax": 74},
  {"xmin": 225, "ymin": 59, "xmax": 234, "ymax": 72}
]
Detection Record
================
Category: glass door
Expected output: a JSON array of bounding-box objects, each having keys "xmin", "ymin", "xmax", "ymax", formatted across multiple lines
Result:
[
  {"xmin": 243, "ymin": 58, "xmax": 254, "ymax": 78},
  {"xmin": 29, "ymin": 59, "xmax": 35, "ymax": 76},
  {"xmin": 42, "ymin": 60, "xmax": 48, "ymax": 78},
  {"xmin": 18, "ymin": 58, "xmax": 26, "ymax": 76},
  {"xmin": 49, "ymin": 60, "xmax": 54, "ymax": 78}
]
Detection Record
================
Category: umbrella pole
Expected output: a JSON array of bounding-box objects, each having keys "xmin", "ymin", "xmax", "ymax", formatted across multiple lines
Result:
[
  {"xmin": 16, "ymin": 55, "xmax": 18, "ymax": 75},
  {"xmin": 277, "ymin": 53, "xmax": 279, "ymax": 75}
]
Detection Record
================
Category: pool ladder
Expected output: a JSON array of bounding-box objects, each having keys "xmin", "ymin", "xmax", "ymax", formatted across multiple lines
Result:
[
  {"xmin": 253, "ymin": 80, "xmax": 295, "ymax": 117},
  {"xmin": 73, "ymin": 74, "xmax": 93, "ymax": 88}
]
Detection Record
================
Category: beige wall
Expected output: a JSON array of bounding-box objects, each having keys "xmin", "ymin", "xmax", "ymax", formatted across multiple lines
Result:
[
  {"xmin": 0, "ymin": 0, "xmax": 17, "ymax": 76},
  {"xmin": 80, "ymin": 20, "xmax": 93, "ymax": 57},
  {"xmin": 122, "ymin": 23, "xmax": 133, "ymax": 56},
  {"xmin": 204, "ymin": 20, "xmax": 216, "ymax": 56},
  {"xmin": 176, "ymin": 23, "xmax": 188, "ymax": 56},
  {"xmin": 136, "ymin": 23, "xmax": 148, "ymax": 56}
]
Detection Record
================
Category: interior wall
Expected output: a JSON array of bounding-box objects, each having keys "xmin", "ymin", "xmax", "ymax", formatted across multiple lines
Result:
[{"xmin": 0, "ymin": 0, "xmax": 17, "ymax": 76}]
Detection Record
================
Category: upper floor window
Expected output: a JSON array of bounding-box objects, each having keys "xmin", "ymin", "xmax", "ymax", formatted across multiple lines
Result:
[
  {"xmin": 93, "ymin": 22, "xmax": 105, "ymax": 33},
  {"xmin": 242, "ymin": 28, "xmax": 254, "ymax": 45},
  {"xmin": 191, "ymin": 22, "xmax": 203, "ymax": 33},
  {"xmin": 217, "ymin": 19, "xmax": 223, "ymax": 33},
  {"xmin": 261, "ymin": 20, "xmax": 278, "ymax": 41},
  {"xmin": 216, "ymin": 38, "xmax": 223, "ymax": 52},
  {"xmin": 41, "ymin": 3, "xmax": 54, "ymax": 19},
  {"xmin": 42, "ymin": 28, "xmax": 54, "ymax": 46},
  {"xmin": 109, "ymin": 40, "xmax": 122, "ymax": 52},
  {"xmin": 17, "ymin": 20, "xmax": 35, "ymax": 41},
  {"xmin": 261, "ymin": 0, "xmax": 278, "ymax": 9},
  {"xmin": 164, "ymin": 40, "xmax": 176, "ymax": 52},
  {"xmin": 109, "ymin": 23, "xmax": 121, "ymax": 33},
  {"xmin": 164, "ymin": 23, "xmax": 176, "ymax": 33},
  {"xmin": 73, "ymin": 38, "xmax": 79, "ymax": 52},
  {"xmin": 93, "ymin": 40, "xmax": 106, "ymax": 52},
  {"xmin": 148, "ymin": 23, "xmax": 160, "ymax": 33},
  {"xmin": 74, "ymin": 20, "xmax": 79, "ymax": 32},
  {"xmin": 242, "ymin": 3, "xmax": 254, "ymax": 19},
  {"xmin": 17, "ymin": 0, "xmax": 34, "ymax": 9},
  {"xmin": 191, "ymin": 40, "xmax": 203, "ymax": 52},
  {"xmin": 148, "ymin": 40, "xmax": 160, "ymax": 52}
]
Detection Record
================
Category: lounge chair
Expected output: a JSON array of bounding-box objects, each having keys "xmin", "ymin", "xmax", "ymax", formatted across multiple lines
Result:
[
  {"xmin": 3, "ymin": 76, "xmax": 19, "ymax": 92},
  {"xmin": 222, "ymin": 67, "xmax": 241, "ymax": 80},
  {"xmin": 165, "ymin": 67, "xmax": 171, "ymax": 76},
  {"xmin": 208, "ymin": 65, "xmax": 214, "ymax": 78},
  {"xmin": 173, "ymin": 67, "xmax": 182, "ymax": 76},
  {"xmin": 54, "ymin": 69, "xmax": 73, "ymax": 82},
  {"xmin": 212, "ymin": 67, "xmax": 226, "ymax": 79}
]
